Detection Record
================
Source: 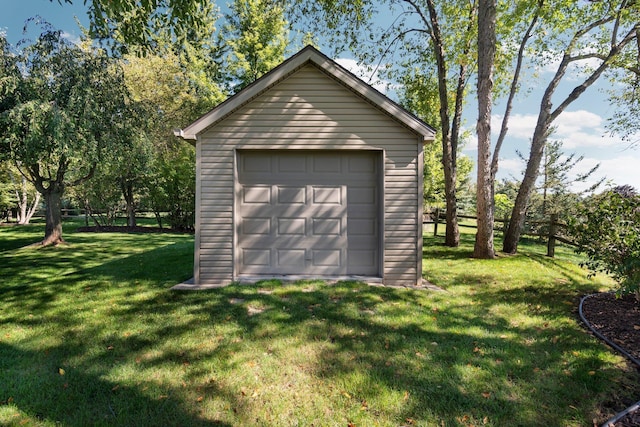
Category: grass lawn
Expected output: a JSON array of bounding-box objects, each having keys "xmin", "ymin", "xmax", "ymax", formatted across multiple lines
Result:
[{"xmin": 1, "ymin": 220, "xmax": 639, "ymax": 426}]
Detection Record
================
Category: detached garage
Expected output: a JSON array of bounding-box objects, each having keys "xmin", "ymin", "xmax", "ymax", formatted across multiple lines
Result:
[{"xmin": 176, "ymin": 45, "xmax": 435, "ymax": 288}]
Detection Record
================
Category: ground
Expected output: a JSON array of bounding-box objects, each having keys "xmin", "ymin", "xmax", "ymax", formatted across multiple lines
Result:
[
  {"xmin": 40, "ymin": 225, "xmax": 640, "ymax": 424},
  {"xmin": 581, "ymin": 293, "xmax": 640, "ymax": 426}
]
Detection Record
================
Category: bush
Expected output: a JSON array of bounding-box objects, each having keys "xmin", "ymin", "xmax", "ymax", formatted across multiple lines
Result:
[{"xmin": 568, "ymin": 185, "xmax": 640, "ymax": 301}]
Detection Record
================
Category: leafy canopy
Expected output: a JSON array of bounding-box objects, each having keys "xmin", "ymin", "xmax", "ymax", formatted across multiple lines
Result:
[{"xmin": 54, "ymin": 0, "xmax": 217, "ymax": 53}]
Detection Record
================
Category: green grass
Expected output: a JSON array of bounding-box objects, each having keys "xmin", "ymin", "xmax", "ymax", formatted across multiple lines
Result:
[{"xmin": 1, "ymin": 220, "xmax": 638, "ymax": 426}]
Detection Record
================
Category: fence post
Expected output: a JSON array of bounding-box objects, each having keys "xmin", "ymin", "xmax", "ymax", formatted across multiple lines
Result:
[
  {"xmin": 547, "ymin": 213, "xmax": 558, "ymax": 257},
  {"xmin": 433, "ymin": 208, "xmax": 440, "ymax": 237}
]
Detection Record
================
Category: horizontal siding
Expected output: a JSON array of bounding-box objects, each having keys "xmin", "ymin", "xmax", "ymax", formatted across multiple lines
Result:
[{"xmin": 197, "ymin": 62, "xmax": 422, "ymax": 287}]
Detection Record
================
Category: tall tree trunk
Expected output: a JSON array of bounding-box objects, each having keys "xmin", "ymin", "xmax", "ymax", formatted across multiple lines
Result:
[
  {"xmin": 42, "ymin": 187, "xmax": 64, "ymax": 246},
  {"xmin": 18, "ymin": 176, "xmax": 28, "ymax": 224},
  {"xmin": 503, "ymin": 115, "xmax": 550, "ymax": 254},
  {"xmin": 122, "ymin": 181, "xmax": 137, "ymax": 227},
  {"xmin": 424, "ymin": 0, "xmax": 461, "ymax": 247},
  {"xmin": 474, "ymin": 0, "xmax": 497, "ymax": 259},
  {"xmin": 442, "ymin": 137, "xmax": 460, "ymax": 247},
  {"xmin": 16, "ymin": 175, "xmax": 40, "ymax": 225},
  {"xmin": 502, "ymin": 4, "xmax": 637, "ymax": 253}
]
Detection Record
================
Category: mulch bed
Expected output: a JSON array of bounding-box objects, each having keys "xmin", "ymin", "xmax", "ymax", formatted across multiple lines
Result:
[{"xmin": 581, "ymin": 292, "xmax": 640, "ymax": 426}]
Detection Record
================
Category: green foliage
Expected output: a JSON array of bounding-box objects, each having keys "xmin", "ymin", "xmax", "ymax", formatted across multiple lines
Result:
[
  {"xmin": 119, "ymin": 46, "xmax": 222, "ymax": 231},
  {"xmin": 538, "ymin": 140, "xmax": 603, "ymax": 217},
  {"xmin": 73, "ymin": 0, "xmax": 219, "ymax": 54},
  {"xmin": 0, "ymin": 24, "xmax": 135, "ymax": 242},
  {"xmin": 144, "ymin": 144, "xmax": 196, "ymax": 232},
  {"xmin": 222, "ymin": 0, "xmax": 290, "ymax": 91},
  {"xmin": 399, "ymin": 66, "xmax": 474, "ymax": 212},
  {"xmin": 606, "ymin": 71, "xmax": 640, "ymax": 144},
  {"xmin": 495, "ymin": 178, "xmax": 542, "ymax": 230},
  {"xmin": 423, "ymin": 144, "xmax": 474, "ymax": 212},
  {"xmin": 72, "ymin": 162, "xmax": 122, "ymax": 227},
  {"xmin": 493, "ymin": 193, "xmax": 513, "ymax": 221},
  {"xmin": 501, "ymin": 140, "xmax": 603, "ymax": 236},
  {"xmin": 0, "ymin": 163, "xmax": 16, "ymax": 220},
  {"xmin": 568, "ymin": 186, "xmax": 640, "ymax": 300}
]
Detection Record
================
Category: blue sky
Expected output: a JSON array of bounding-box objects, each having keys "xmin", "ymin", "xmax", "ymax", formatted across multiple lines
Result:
[{"xmin": 2, "ymin": 0, "xmax": 639, "ymax": 192}]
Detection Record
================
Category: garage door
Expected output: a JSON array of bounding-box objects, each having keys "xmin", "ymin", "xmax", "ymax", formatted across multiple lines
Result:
[{"xmin": 237, "ymin": 150, "xmax": 380, "ymax": 276}]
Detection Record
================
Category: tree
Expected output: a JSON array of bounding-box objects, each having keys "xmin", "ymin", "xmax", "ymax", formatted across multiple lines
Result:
[
  {"xmin": 568, "ymin": 185, "xmax": 640, "ymax": 302},
  {"xmin": 537, "ymin": 140, "xmax": 603, "ymax": 218},
  {"xmin": 72, "ymin": 160, "xmax": 123, "ymax": 227},
  {"xmin": 0, "ymin": 26, "xmax": 135, "ymax": 245},
  {"xmin": 474, "ymin": 0, "xmax": 497, "ymax": 258},
  {"xmin": 54, "ymin": 0, "xmax": 218, "ymax": 53},
  {"xmin": 399, "ymin": 66, "xmax": 474, "ymax": 213},
  {"xmin": 502, "ymin": 0, "xmax": 640, "ymax": 254},
  {"xmin": 120, "ymin": 43, "xmax": 224, "ymax": 231},
  {"xmin": 222, "ymin": 0, "xmax": 290, "ymax": 91}
]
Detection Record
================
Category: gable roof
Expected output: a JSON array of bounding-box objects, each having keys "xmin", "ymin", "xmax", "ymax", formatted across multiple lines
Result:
[{"xmin": 175, "ymin": 45, "xmax": 436, "ymax": 141}]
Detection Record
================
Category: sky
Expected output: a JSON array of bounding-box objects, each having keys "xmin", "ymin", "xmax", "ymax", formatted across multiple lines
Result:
[{"xmin": 2, "ymin": 0, "xmax": 639, "ymax": 192}]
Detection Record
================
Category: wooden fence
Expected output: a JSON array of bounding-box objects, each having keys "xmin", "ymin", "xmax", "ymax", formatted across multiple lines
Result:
[{"xmin": 425, "ymin": 209, "xmax": 577, "ymax": 257}]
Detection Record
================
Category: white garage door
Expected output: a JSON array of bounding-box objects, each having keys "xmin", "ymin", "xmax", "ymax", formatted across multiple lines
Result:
[{"xmin": 237, "ymin": 150, "xmax": 380, "ymax": 276}]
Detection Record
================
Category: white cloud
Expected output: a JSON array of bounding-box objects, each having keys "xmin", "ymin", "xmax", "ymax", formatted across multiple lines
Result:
[
  {"xmin": 492, "ymin": 113, "xmax": 536, "ymax": 140},
  {"xmin": 493, "ymin": 153, "xmax": 640, "ymax": 193},
  {"xmin": 491, "ymin": 110, "xmax": 617, "ymax": 149},
  {"xmin": 496, "ymin": 157, "xmax": 524, "ymax": 177},
  {"xmin": 61, "ymin": 31, "xmax": 81, "ymax": 45},
  {"xmin": 335, "ymin": 57, "xmax": 391, "ymax": 94},
  {"xmin": 580, "ymin": 155, "xmax": 640, "ymax": 192}
]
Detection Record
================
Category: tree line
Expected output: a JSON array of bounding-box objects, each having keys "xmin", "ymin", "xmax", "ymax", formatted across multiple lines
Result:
[{"xmin": 0, "ymin": 0, "xmax": 296, "ymax": 244}]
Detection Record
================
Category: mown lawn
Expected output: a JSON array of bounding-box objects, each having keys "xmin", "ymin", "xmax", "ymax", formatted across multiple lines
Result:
[{"xmin": 1, "ymin": 220, "xmax": 638, "ymax": 426}]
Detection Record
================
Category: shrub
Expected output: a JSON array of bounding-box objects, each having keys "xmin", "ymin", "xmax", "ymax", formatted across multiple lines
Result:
[{"xmin": 568, "ymin": 185, "xmax": 640, "ymax": 301}]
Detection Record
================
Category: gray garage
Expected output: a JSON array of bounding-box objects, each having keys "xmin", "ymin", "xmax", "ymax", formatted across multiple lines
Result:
[{"xmin": 176, "ymin": 45, "xmax": 435, "ymax": 287}]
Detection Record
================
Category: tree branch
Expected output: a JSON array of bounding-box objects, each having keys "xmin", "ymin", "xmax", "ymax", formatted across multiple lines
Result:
[
  {"xmin": 551, "ymin": 25, "xmax": 638, "ymax": 122},
  {"xmin": 68, "ymin": 162, "xmax": 97, "ymax": 187},
  {"xmin": 491, "ymin": 0, "xmax": 543, "ymax": 177},
  {"xmin": 402, "ymin": 0, "xmax": 435, "ymax": 38}
]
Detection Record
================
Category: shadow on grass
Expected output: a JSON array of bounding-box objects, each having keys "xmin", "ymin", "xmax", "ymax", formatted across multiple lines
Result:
[
  {"xmin": 1, "ymin": 228, "xmax": 633, "ymax": 425},
  {"xmin": 0, "ymin": 280, "xmax": 626, "ymax": 425},
  {"xmin": 0, "ymin": 342, "xmax": 231, "ymax": 426},
  {"xmin": 159, "ymin": 281, "xmax": 620, "ymax": 425},
  {"xmin": 0, "ymin": 236, "xmax": 194, "ymax": 317},
  {"xmin": 0, "ymin": 223, "xmax": 44, "ymax": 253}
]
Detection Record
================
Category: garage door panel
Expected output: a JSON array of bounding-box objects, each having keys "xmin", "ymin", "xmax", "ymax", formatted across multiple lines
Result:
[
  {"xmin": 241, "ymin": 153, "xmax": 272, "ymax": 173},
  {"xmin": 312, "ymin": 249, "xmax": 342, "ymax": 267},
  {"xmin": 277, "ymin": 153, "xmax": 307, "ymax": 173},
  {"xmin": 312, "ymin": 217, "xmax": 342, "ymax": 236},
  {"xmin": 237, "ymin": 150, "xmax": 379, "ymax": 276},
  {"xmin": 349, "ymin": 186, "xmax": 377, "ymax": 205},
  {"xmin": 242, "ymin": 185, "xmax": 271, "ymax": 204},
  {"xmin": 313, "ymin": 154, "xmax": 342, "ymax": 173},
  {"xmin": 312, "ymin": 185, "xmax": 344, "ymax": 205},
  {"xmin": 277, "ymin": 186, "xmax": 306, "ymax": 204},
  {"xmin": 277, "ymin": 249, "xmax": 306, "ymax": 267},
  {"xmin": 348, "ymin": 155, "xmax": 377, "ymax": 173},
  {"xmin": 348, "ymin": 218, "xmax": 377, "ymax": 236},
  {"xmin": 348, "ymin": 249, "xmax": 378, "ymax": 271},
  {"xmin": 277, "ymin": 218, "xmax": 306, "ymax": 235},
  {"xmin": 242, "ymin": 248, "xmax": 271, "ymax": 266},
  {"xmin": 242, "ymin": 217, "xmax": 271, "ymax": 235}
]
